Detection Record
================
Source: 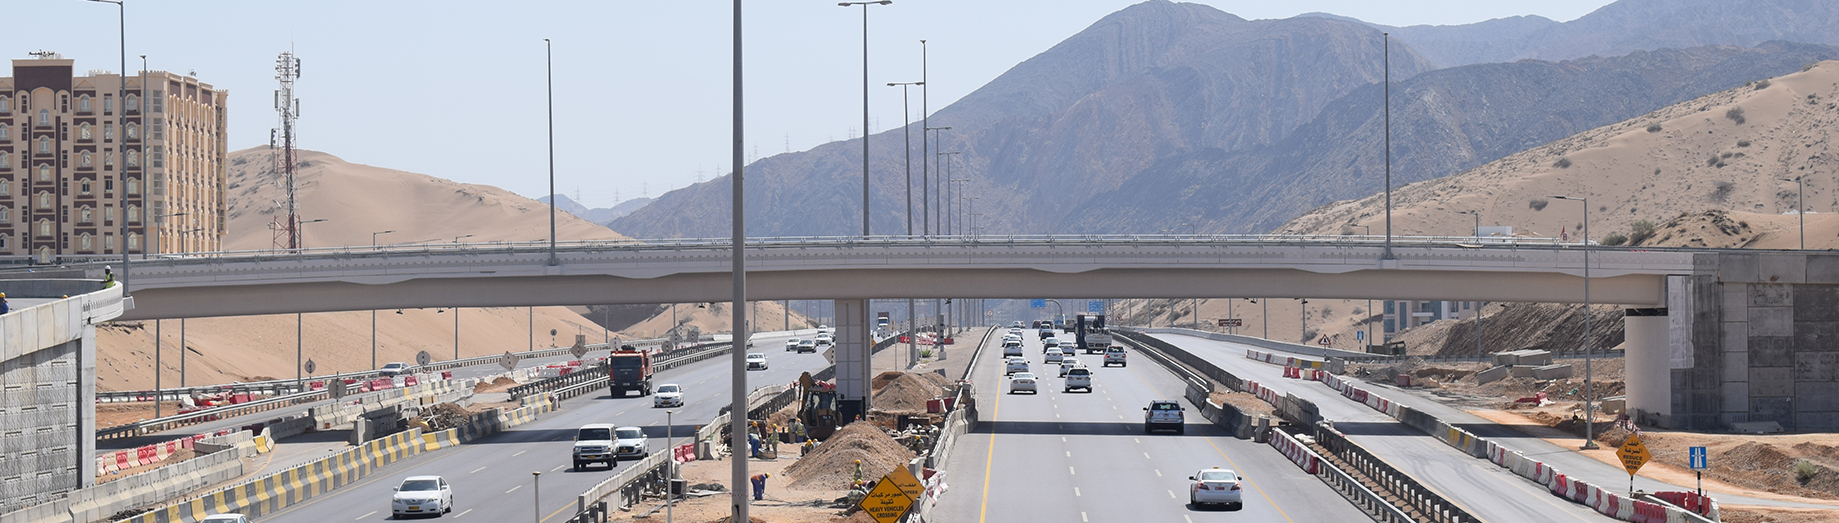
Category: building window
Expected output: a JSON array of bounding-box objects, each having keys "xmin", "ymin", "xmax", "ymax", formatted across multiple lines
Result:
[
  {"xmin": 103, "ymin": 95, "xmax": 113, "ymax": 113},
  {"xmin": 126, "ymin": 123, "xmax": 139, "ymax": 140},
  {"xmin": 105, "ymin": 123, "xmax": 114, "ymax": 141},
  {"xmin": 127, "ymin": 204, "xmax": 140, "ymax": 223},
  {"xmin": 37, "ymin": 109, "xmax": 50, "ymax": 127},
  {"xmin": 125, "ymin": 178, "xmax": 138, "ymax": 195},
  {"xmin": 79, "ymin": 123, "xmax": 91, "ymax": 141},
  {"xmin": 0, "ymin": 96, "xmax": 9, "ymax": 113},
  {"xmin": 126, "ymin": 150, "xmax": 139, "ymax": 167},
  {"xmin": 126, "ymin": 94, "xmax": 139, "ymax": 112},
  {"xmin": 104, "ymin": 151, "xmax": 113, "ymax": 167},
  {"xmin": 37, "ymin": 137, "xmax": 51, "ymax": 154},
  {"xmin": 80, "ymin": 206, "xmax": 91, "ymax": 223},
  {"xmin": 38, "ymin": 165, "xmax": 51, "ymax": 181},
  {"xmin": 0, "ymin": 234, "xmax": 8, "ymax": 250},
  {"xmin": 0, "ymin": 124, "xmax": 9, "ymax": 141},
  {"xmin": 1384, "ymin": 319, "xmax": 1396, "ymax": 333},
  {"xmin": 105, "ymin": 178, "xmax": 114, "ymax": 191},
  {"xmin": 0, "ymin": 179, "xmax": 8, "ymax": 196},
  {"xmin": 0, "ymin": 152, "xmax": 9, "ymax": 169},
  {"xmin": 79, "ymin": 95, "xmax": 91, "ymax": 113},
  {"xmin": 80, "ymin": 152, "xmax": 92, "ymax": 168},
  {"xmin": 80, "ymin": 180, "xmax": 91, "ymax": 195},
  {"xmin": 104, "ymin": 234, "xmax": 114, "ymax": 251},
  {"xmin": 80, "ymin": 233, "xmax": 92, "ymax": 251},
  {"xmin": 37, "ymin": 191, "xmax": 50, "ymax": 209},
  {"xmin": 0, "ymin": 206, "xmax": 9, "ymax": 223},
  {"xmin": 37, "ymin": 219, "xmax": 50, "ymax": 237},
  {"xmin": 127, "ymin": 232, "xmax": 139, "ymax": 250}
]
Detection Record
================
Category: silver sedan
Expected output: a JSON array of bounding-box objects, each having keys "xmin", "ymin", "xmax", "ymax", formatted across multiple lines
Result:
[{"xmin": 1009, "ymin": 372, "xmax": 1039, "ymax": 394}]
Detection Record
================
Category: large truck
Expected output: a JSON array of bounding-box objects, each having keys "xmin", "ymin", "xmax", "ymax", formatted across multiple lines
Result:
[
  {"xmin": 1075, "ymin": 314, "xmax": 1112, "ymax": 354},
  {"xmin": 606, "ymin": 345, "xmax": 654, "ymax": 397}
]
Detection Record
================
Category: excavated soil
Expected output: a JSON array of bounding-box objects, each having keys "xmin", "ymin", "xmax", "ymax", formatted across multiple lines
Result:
[
  {"xmin": 782, "ymin": 421, "xmax": 916, "ymax": 491},
  {"xmin": 869, "ymin": 371, "xmax": 954, "ymax": 414},
  {"xmin": 1209, "ymin": 391, "xmax": 1275, "ymax": 417},
  {"xmin": 472, "ymin": 376, "xmax": 518, "ymax": 394}
]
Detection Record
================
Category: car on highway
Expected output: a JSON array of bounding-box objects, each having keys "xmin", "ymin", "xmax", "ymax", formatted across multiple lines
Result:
[
  {"xmin": 1044, "ymin": 348, "xmax": 1064, "ymax": 365},
  {"xmin": 1144, "ymin": 400, "xmax": 1186, "ymax": 434},
  {"xmin": 1011, "ymin": 321, "xmax": 1024, "ymax": 328},
  {"xmin": 1104, "ymin": 346, "xmax": 1127, "ymax": 367},
  {"xmin": 796, "ymin": 339, "xmax": 817, "ymax": 353},
  {"xmin": 200, "ymin": 515, "xmax": 250, "ymax": 523},
  {"xmin": 378, "ymin": 362, "xmax": 415, "ymax": 377},
  {"xmin": 1038, "ymin": 326, "xmax": 1055, "ymax": 339},
  {"xmin": 1064, "ymin": 367, "xmax": 1092, "ymax": 392},
  {"xmin": 1188, "ymin": 467, "xmax": 1244, "ymax": 509},
  {"xmin": 1005, "ymin": 357, "xmax": 1029, "ymax": 376},
  {"xmin": 573, "ymin": 423, "xmax": 620, "ymax": 470},
  {"xmin": 786, "ymin": 338, "xmax": 802, "ymax": 351},
  {"xmin": 746, "ymin": 353, "xmax": 769, "ymax": 370},
  {"xmin": 1042, "ymin": 338, "xmax": 1061, "ymax": 353},
  {"xmin": 1058, "ymin": 357, "xmax": 1082, "ymax": 377},
  {"xmin": 1002, "ymin": 342, "xmax": 1023, "ymax": 357},
  {"xmin": 391, "ymin": 475, "xmax": 453, "ymax": 517},
  {"xmin": 614, "ymin": 426, "xmax": 650, "ymax": 458},
  {"xmin": 1009, "ymin": 372, "xmax": 1038, "ymax": 394},
  {"xmin": 815, "ymin": 333, "xmax": 835, "ymax": 346},
  {"xmin": 654, "ymin": 383, "xmax": 685, "ymax": 407}
]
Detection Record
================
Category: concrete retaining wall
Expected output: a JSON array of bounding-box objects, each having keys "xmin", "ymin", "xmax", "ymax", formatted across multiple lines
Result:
[{"xmin": 1, "ymin": 445, "xmax": 243, "ymax": 523}]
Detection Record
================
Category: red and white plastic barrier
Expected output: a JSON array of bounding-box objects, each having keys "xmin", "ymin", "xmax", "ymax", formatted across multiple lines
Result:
[
  {"xmin": 673, "ymin": 442, "xmax": 696, "ymax": 463},
  {"xmin": 1267, "ymin": 429, "xmax": 1320, "ymax": 474}
]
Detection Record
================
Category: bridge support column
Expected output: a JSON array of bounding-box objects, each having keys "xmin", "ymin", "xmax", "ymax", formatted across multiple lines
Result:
[
  {"xmin": 1624, "ymin": 308, "xmax": 1670, "ymax": 425},
  {"xmin": 835, "ymin": 299, "xmax": 871, "ymax": 423}
]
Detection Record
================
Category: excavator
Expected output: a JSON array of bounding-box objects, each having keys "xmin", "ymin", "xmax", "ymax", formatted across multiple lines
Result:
[{"xmin": 797, "ymin": 372, "xmax": 840, "ymax": 441}]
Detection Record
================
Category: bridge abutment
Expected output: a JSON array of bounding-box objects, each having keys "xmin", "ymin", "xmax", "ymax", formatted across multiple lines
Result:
[{"xmin": 834, "ymin": 299, "xmax": 871, "ymax": 423}]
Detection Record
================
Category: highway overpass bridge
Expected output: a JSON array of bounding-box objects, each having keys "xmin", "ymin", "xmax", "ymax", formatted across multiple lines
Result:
[{"xmin": 17, "ymin": 235, "xmax": 1839, "ymax": 432}]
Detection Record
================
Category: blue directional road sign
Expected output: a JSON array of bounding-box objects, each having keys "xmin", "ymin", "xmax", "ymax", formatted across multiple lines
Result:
[
  {"xmin": 1688, "ymin": 446, "xmax": 1707, "ymax": 470},
  {"xmin": 1356, "ymin": 331, "xmax": 1366, "ymax": 342},
  {"xmin": 1031, "ymin": 299, "xmax": 1046, "ymax": 309},
  {"xmin": 1088, "ymin": 300, "xmax": 1104, "ymax": 313}
]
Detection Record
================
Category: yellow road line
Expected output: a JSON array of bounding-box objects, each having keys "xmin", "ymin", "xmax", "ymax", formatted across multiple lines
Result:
[
  {"xmin": 1124, "ymin": 364, "xmax": 1294, "ymax": 523},
  {"xmin": 977, "ymin": 352, "xmax": 1004, "ymax": 523}
]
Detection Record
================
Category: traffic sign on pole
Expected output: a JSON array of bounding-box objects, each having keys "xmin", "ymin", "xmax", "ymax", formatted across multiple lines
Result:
[
  {"xmin": 1619, "ymin": 433, "xmax": 1652, "ymax": 495},
  {"xmin": 1218, "ymin": 318, "xmax": 1242, "ymax": 328},
  {"xmin": 1356, "ymin": 330, "xmax": 1365, "ymax": 342},
  {"xmin": 1087, "ymin": 300, "xmax": 1103, "ymax": 313},
  {"xmin": 1030, "ymin": 299, "xmax": 1046, "ymax": 309},
  {"xmin": 857, "ymin": 477, "xmax": 914, "ymax": 522},
  {"xmin": 1688, "ymin": 446, "xmax": 1707, "ymax": 470}
]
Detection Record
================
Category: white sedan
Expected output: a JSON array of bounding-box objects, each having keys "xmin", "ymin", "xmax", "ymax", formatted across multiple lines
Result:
[
  {"xmin": 392, "ymin": 475, "xmax": 454, "ymax": 517},
  {"xmin": 1005, "ymin": 357, "xmax": 1029, "ymax": 376},
  {"xmin": 746, "ymin": 353, "xmax": 769, "ymax": 370},
  {"xmin": 653, "ymin": 383, "xmax": 685, "ymax": 407},
  {"xmin": 1189, "ymin": 468, "xmax": 1244, "ymax": 509},
  {"xmin": 1009, "ymin": 373, "xmax": 1038, "ymax": 394}
]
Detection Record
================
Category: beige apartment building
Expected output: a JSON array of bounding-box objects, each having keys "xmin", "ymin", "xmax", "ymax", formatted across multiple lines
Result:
[{"xmin": 0, "ymin": 53, "xmax": 226, "ymax": 260}]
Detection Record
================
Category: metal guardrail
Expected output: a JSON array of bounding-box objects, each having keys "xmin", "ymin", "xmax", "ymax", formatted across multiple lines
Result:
[
  {"xmin": 1312, "ymin": 423, "xmax": 1481, "ymax": 523},
  {"xmin": 95, "ymin": 339, "xmax": 664, "ymax": 403},
  {"xmin": 1302, "ymin": 431, "xmax": 1416, "ymax": 523},
  {"xmin": 564, "ymin": 501, "xmax": 609, "ymax": 523},
  {"xmin": 96, "ymin": 388, "xmax": 329, "ymax": 440}
]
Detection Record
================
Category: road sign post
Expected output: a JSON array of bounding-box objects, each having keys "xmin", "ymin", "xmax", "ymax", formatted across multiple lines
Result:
[
  {"xmin": 1618, "ymin": 433, "xmax": 1651, "ymax": 496},
  {"xmin": 857, "ymin": 476, "xmax": 915, "ymax": 522},
  {"xmin": 1689, "ymin": 446, "xmax": 1708, "ymax": 497},
  {"xmin": 1217, "ymin": 318, "xmax": 1242, "ymax": 328},
  {"xmin": 1030, "ymin": 299, "xmax": 1045, "ymax": 309}
]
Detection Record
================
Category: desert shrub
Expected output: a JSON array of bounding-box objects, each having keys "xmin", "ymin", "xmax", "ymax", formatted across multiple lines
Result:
[
  {"xmin": 1628, "ymin": 220, "xmax": 1658, "ymax": 245},
  {"xmin": 920, "ymin": 349, "xmax": 934, "ymax": 358},
  {"xmin": 1738, "ymin": 140, "xmax": 1751, "ymax": 147},
  {"xmin": 1600, "ymin": 233, "xmax": 1628, "ymax": 246},
  {"xmin": 1805, "ymin": 63, "xmax": 1817, "ymax": 72},
  {"xmin": 1756, "ymin": 79, "xmax": 1772, "ymax": 90},
  {"xmin": 1795, "ymin": 459, "xmax": 1820, "ymax": 484},
  {"xmin": 1726, "ymin": 106, "xmax": 1747, "ymax": 124},
  {"xmin": 1646, "ymin": 123, "xmax": 1662, "ymax": 133},
  {"xmin": 1529, "ymin": 198, "xmax": 1549, "ymax": 211},
  {"xmin": 1722, "ymin": 151, "xmax": 1734, "ymax": 159},
  {"xmin": 1712, "ymin": 181, "xmax": 1735, "ymax": 202},
  {"xmin": 1554, "ymin": 157, "xmax": 1573, "ymax": 169}
]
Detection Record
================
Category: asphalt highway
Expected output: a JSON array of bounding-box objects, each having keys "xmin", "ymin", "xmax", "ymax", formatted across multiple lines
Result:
[
  {"xmin": 1156, "ymin": 332, "xmax": 1613, "ymax": 522},
  {"xmin": 258, "ymin": 334, "xmax": 829, "ymax": 522},
  {"xmin": 928, "ymin": 329, "xmax": 1371, "ymax": 523}
]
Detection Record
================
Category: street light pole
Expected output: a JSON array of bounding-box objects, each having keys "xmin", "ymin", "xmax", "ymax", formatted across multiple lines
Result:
[
  {"xmin": 89, "ymin": 0, "xmax": 130, "ymax": 292},
  {"xmin": 545, "ymin": 39, "xmax": 559, "ymax": 266},
  {"xmin": 728, "ymin": 2, "xmax": 752, "ymax": 519},
  {"xmin": 840, "ymin": 0, "xmax": 893, "ymax": 238},
  {"xmin": 1552, "ymin": 194, "xmax": 1597, "ymax": 450},
  {"xmin": 888, "ymin": 81, "xmax": 922, "ymax": 236},
  {"xmin": 921, "ymin": 40, "xmax": 931, "ymax": 236},
  {"xmin": 925, "ymin": 127, "xmax": 950, "ymax": 236},
  {"xmin": 1382, "ymin": 32, "xmax": 1395, "ymax": 261}
]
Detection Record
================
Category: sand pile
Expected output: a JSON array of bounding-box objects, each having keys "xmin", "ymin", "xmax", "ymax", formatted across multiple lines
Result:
[
  {"xmin": 869, "ymin": 371, "xmax": 954, "ymax": 414},
  {"xmin": 473, "ymin": 377, "xmax": 518, "ymax": 394},
  {"xmin": 415, "ymin": 403, "xmax": 476, "ymax": 431},
  {"xmin": 782, "ymin": 421, "xmax": 915, "ymax": 491}
]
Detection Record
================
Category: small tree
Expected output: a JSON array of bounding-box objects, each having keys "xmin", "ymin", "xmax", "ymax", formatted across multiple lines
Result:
[
  {"xmin": 1600, "ymin": 233, "xmax": 1628, "ymax": 246},
  {"xmin": 1726, "ymin": 106, "xmax": 1747, "ymax": 124},
  {"xmin": 1646, "ymin": 123, "xmax": 1662, "ymax": 133},
  {"xmin": 1628, "ymin": 220, "xmax": 1658, "ymax": 245},
  {"xmin": 1529, "ymin": 198, "xmax": 1549, "ymax": 211},
  {"xmin": 1553, "ymin": 157, "xmax": 1573, "ymax": 169}
]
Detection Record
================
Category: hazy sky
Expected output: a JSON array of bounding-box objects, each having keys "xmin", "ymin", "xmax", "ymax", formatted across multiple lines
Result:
[{"xmin": 13, "ymin": 0, "xmax": 1614, "ymax": 208}]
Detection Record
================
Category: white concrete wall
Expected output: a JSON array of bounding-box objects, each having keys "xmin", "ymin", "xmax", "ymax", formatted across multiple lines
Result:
[{"xmin": 1624, "ymin": 314, "xmax": 1670, "ymax": 419}]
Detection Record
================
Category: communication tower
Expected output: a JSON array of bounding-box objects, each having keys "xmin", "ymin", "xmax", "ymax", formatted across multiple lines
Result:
[{"xmin": 270, "ymin": 50, "xmax": 302, "ymax": 250}]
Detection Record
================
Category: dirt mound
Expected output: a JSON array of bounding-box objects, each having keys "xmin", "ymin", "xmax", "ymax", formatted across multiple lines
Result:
[
  {"xmin": 869, "ymin": 372, "xmax": 950, "ymax": 414},
  {"xmin": 783, "ymin": 421, "xmax": 915, "ymax": 491},
  {"xmin": 700, "ymin": 517, "xmax": 766, "ymax": 523},
  {"xmin": 473, "ymin": 377, "xmax": 518, "ymax": 394},
  {"xmin": 415, "ymin": 403, "xmax": 476, "ymax": 431}
]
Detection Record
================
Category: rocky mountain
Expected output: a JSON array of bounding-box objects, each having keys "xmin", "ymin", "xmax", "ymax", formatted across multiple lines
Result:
[
  {"xmin": 610, "ymin": 0, "xmax": 1435, "ymax": 238},
  {"xmin": 537, "ymin": 194, "xmax": 654, "ymax": 225},
  {"xmin": 1279, "ymin": 59, "xmax": 1839, "ymax": 248},
  {"xmin": 1354, "ymin": 0, "xmax": 1839, "ymax": 68},
  {"xmin": 1076, "ymin": 41, "xmax": 1839, "ymax": 233}
]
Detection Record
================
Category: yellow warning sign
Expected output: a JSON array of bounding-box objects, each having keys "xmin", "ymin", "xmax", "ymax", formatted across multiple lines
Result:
[
  {"xmin": 886, "ymin": 467, "xmax": 925, "ymax": 499},
  {"xmin": 1618, "ymin": 433, "xmax": 1651, "ymax": 476},
  {"xmin": 857, "ymin": 479, "xmax": 915, "ymax": 523}
]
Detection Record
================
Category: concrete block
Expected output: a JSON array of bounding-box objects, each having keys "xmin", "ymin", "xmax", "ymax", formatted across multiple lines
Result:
[
  {"xmin": 1532, "ymin": 364, "xmax": 1573, "ymax": 380},
  {"xmin": 1749, "ymin": 367, "xmax": 1794, "ymax": 397},
  {"xmin": 1723, "ymin": 352, "xmax": 1751, "ymax": 383},
  {"xmin": 1750, "ymin": 337, "xmax": 1795, "ymax": 367},
  {"xmin": 1721, "ymin": 382, "xmax": 1749, "ymax": 412},
  {"xmin": 1722, "ymin": 284, "xmax": 1750, "ymax": 317},
  {"xmin": 1750, "ymin": 284, "xmax": 1795, "ymax": 307},
  {"xmin": 1720, "ymin": 253, "xmax": 1760, "ymax": 283},
  {"xmin": 1731, "ymin": 420, "xmax": 1785, "ymax": 434},
  {"xmin": 1794, "ymin": 286, "xmax": 1839, "ymax": 322},
  {"xmin": 1807, "ymin": 255, "xmax": 1839, "ymax": 284},
  {"xmin": 1794, "ymin": 382, "xmax": 1839, "ymax": 412},
  {"xmin": 1749, "ymin": 307, "xmax": 1794, "ymax": 337},
  {"xmin": 1751, "ymin": 397, "xmax": 1795, "ymax": 425},
  {"xmin": 1515, "ymin": 350, "xmax": 1552, "ymax": 366},
  {"xmin": 1475, "ymin": 365, "xmax": 1510, "ymax": 385},
  {"xmin": 1796, "ymin": 352, "xmax": 1839, "ymax": 382},
  {"xmin": 1510, "ymin": 365, "xmax": 1539, "ymax": 378},
  {"xmin": 1794, "ymin": 412, "xmax": 1839, "ymax": 430},
  {"xmin": 1759, "ymin": 254, "xmax": 1808, "ymax": 284},
  {"xmin": 1722, "ymin": 322, "xmax": 1749, "ymax": 352},
  {"xmin": 1600, "ymin": 396, "xmax": 1627, "ymax": 414},
  {"xmin": 1794, "ymin": 321, "xmax": 1839, "ymax": 351}
]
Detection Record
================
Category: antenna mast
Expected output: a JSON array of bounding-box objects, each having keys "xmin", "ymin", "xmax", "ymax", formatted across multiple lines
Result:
[{"xmin": 272, "ymin": 50, "xmax": 302, "ymax": 250}]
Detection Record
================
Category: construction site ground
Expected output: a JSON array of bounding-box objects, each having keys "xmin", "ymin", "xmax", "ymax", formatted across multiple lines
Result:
[
  {"xmin": 1351, "ymin": 355, "xmax": 1839, "ymax": 522},
  {"xmin": 614, "ymin": 329, "xmax": 989, "ymax": 523}
]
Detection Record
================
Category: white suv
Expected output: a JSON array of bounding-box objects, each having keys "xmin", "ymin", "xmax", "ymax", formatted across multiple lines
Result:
[
  {"xmin": 572, "ymin": 424, "xmax": 619, "ymax": 470},
  {"xmin": 1064, "ymin": 367, "xmax": 1092, "ymax": 392},
  {"xmin": 1103, "ymin": 346, "xmax": 1127, "ymax": 367},
  {"xmin": 1144, "ymin": 400, "xmax": 1186, "ymax": 434}
]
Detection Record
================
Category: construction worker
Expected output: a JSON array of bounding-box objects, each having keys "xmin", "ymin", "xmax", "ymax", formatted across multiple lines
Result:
[
  {"xmin": 750, "ymin": 473, "xmax": 769, "ymax": 501},
  {"xmin": 0, "ymin": 292, "xmax": 9, "ymax": 315},
  {"xmin": 102, "ymin": 266, "xmax": 115, "ymax": 288}
]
